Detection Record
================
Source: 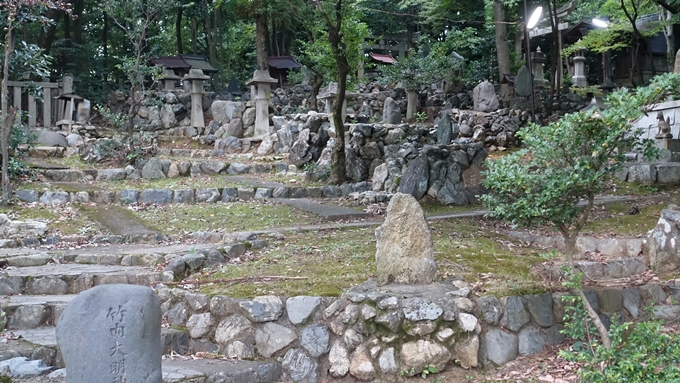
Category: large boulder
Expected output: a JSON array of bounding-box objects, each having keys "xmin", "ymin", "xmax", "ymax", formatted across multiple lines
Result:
[
  {"xmin": 374, "ymin": 193, "xmax": 438, "ymax": 285},
  {"xmin": 142, "ymin": 158, "xmax": 166, "ymax": 180},
  {"xmin": 472, "ymin": 81, "xmax": 500, "ymax": 112},
  {"xmin": 35, "ymin": 130, "xmax": 68, "ymax": 147},
  {"xmin": 211, "ymin": 100, "xmax": 245, "ymax": 125}
]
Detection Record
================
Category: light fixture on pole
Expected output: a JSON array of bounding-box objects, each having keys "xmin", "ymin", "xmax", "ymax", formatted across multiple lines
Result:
[
  {"xmin": 592, "ymin": 18, "xmax": 609, "ymax": 28},
  {"xmin": 592, "ymin": 18, "xmax": 613, "ymax": 92},
  {"xmin": 523, "ymin": 1, "xmax": 543, "ymax": 123}
]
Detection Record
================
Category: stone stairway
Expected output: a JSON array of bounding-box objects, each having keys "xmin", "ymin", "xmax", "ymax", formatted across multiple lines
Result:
[{"xmin": 0, "ymin": 242, "xmax": 284, "ymax": 383}]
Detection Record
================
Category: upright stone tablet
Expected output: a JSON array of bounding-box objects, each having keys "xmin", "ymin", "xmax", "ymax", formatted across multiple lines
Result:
[{"xmin": 56, "ymin": 284, "xmax": 162, "ymax": 383}]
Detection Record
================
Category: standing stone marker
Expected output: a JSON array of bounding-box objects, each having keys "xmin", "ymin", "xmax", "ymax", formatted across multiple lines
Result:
[
  {"xmin": 56, "ymin": 284, "xmax": 162, "ymax": 383},
  {"xmin": 375, "ymin": 193, "xmax": 438, "ymax": 285}
]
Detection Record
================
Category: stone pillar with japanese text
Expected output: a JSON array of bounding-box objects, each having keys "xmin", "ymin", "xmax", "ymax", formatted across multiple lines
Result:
[{"xmin": 56, "ymin": 285, "xmax": 162, "ymax": 383}]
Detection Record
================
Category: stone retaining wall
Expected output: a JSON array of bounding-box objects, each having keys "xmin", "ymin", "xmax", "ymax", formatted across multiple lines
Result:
[
  {"xmin": 156, "ymin": 280, "xmax": 674, "ymax": 382},
  {"xmin": 616, "ymin": 162, "xmax": 680, "ymax": 185},
  {"xmin": 15, "ymin": 182, "xmax": 389, "ymax": 206}
]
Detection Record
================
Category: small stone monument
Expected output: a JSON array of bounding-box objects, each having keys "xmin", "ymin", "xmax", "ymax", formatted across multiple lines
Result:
[
  {"xmin": 375, "ymin": 193, "xmax": 438, "ymax": 285},
  {"xmin": 531, "ymin": 47, "xmax": 548, "ymax": 86},
  {"xmin": 382, "ymin": 97, "xmax": 401, "ymax": 124},
  {"xmin": 515, "ymin": 66, "xmax": 532, "ymax": 97},
  {"xmin": 56, "ymin": 284, "xmax": 162, "ymax": 383},
  {"xmin": 436, "ymin": 112, "xmax": 455, "ymax": 145},
  {"xmin": 472, "ymin": 81, "xmax": 500, "ymax": 112},
  {"xmin": 656, "ymin": 111, "xmax": 673, "ymax": 139}
]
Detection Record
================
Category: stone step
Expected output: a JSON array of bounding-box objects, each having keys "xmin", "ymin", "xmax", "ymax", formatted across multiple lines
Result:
[
  {"xmin": 2, "ymin": 295, "xmax": 75, "ymax": 330},
  {"xmin": 4, "ymin": 327, "xmax": 282, "ymax": 383},
  {"xmin": 0, "ymin": 264, "xmax": 167, "ymax": 296},
  {"xmin": 272, "ymin": 198, "xmax": 371, "ymax": 221},
  {"xmin": 0, "ymin": 243, "xmax": 245, "ymax": 269},
  {"xmin": 533, "ymin": 257, "xmax": 647, "ymax": 280}
]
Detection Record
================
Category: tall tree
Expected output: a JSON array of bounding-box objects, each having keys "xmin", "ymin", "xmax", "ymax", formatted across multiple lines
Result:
[{"xmin": 1, "ymin": 0, "xmax": 71, "ymax": 204}]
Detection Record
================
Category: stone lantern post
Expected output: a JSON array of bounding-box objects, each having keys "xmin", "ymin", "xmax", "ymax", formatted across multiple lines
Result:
[
  {"xmin": 159, "ymin": 68, "xmax": 181, "ymax": 90},
  {"xmin": 531, "ymin": 47, "xmax": 548, "ymax": 86},
  {"xmin": 572, "ymin": 50, "xmax": 588, "ymax": 88},
  {"xmin": 183, "ymin": 69, "xmax": 210, "ymax": 129},
  {"xmin": 246, "ymin": 70, "xmax": 278, "ymax": 137},
  {"xmin": 318, "ymin": 82, "xmax": 356, "ymax": 130}
]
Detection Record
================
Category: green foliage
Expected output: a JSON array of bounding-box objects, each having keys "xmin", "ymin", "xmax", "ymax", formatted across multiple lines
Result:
[
  {"xmin": 380, "ymin": 48, "xmax": 460, "ymax": 91},
  {"xmin": 95, "ymin": 105, "xmax": 126, "ymax": 131},
  {"xmin": 481, "ymin": 73, "xmax": 680, "ymax": 233},
  {"xmin": 561, "ymin": 314, "xmax": 680, "ymax": 382},
  {"xmin": 0, "ymin": 375, "xmax": 11, "ymax": 383}
]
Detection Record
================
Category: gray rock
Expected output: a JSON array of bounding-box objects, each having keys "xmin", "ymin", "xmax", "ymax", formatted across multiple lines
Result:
[
  {"xmin": 473, "ymin": 81, "xmax": 500, "ymax": 112},
  {"xmin": 185, "ymin": 292, "xmax": 210, "ymax": 312},
  {"xmin": 199, "ymin": 160, "xmax": 227, "ymax": 175},
  {"xmin": 378, "ymin": 347, "xmax": 398, "ymax": 375},
  {"xmin": 140, "ymin": 189, "xmax": 173, "ymax": 204},
  {"xmin": 282, "ymin": 348, "xmax": 318, "ymax": 383},
  {"xmin": 15, "ymin": 190, "xmax": 39, "ymax": 203},
  {"xmin": 254, "ymin": 188, "xmax": 272, "ymax": 199},
  {"xmin": 454, "ymin": 334, "xmax": 479, "ymax": 369},
  {"xmin": 437, "ymin": 113, "xmax": 453, "ymax": 144},
  {"xmin": 211, "ymin": 100, "xmax": 244, "ymax": 125},
  {"xmin": 39, "ymin": 191, "xmax": 69, "ymax": 205},
  {"xmin": 622, "ymin": 288, "xmax": 641, "ymax": 318},
  {"xmin": 226, "ymin": 118, "xmax": 244, "ymax": 138},
  {"xmin": 166, "ymin": 302, "xmax": 188, "ymax": 326},
  {"xmin": 542, "ymin": 324, "xmax": 566, "ymax": 345},
  {"xmin": 401, "ymin": 298, "xmax": 442, "ymax": 321},
  {"xmin": 255, "ymin": 322, "xmax": 297, "ymax": 357},
  {"xmin": 8, "ymin": 305, "xmax": 47, "ymax": 330},
  {"xmin": 519, "ymin": 326, "xmax": 545, "ymax": 356},
  {"xmin": 349, "ymin": 347, "xmax": 375, "ymax": 381},
  {"xmin": 173, "ymin": 189, "xmax": 194, "ymax": 204},
  {"xmin": 242, "ymin": 107, "xmax": 256, "ymax": 127},
  {"xmin": 476, "ymin": 296, "xmax": 502, "ymax": 325},
  {"xmin": 56, "ymin": 284, "xmax": 162, "ymax": 383},
  {"xmin": 501, "ymin": 296, "xmax": 531, "ymax": 332},
  {"xmin": 397, "ymin": 154, "xmax": 429, "ymax": 200},
  {"xmin": 66, "ymin": 134, "xmax": 84, "ymax": 147},
  {"xmin": 383, "ymin": 97, "xmax": 401, "ymax": 124},
  {"xmin": 215, "ymin": 136, "xmax": 242, "ymax": 153},
  {"xmin": 186, "ymin": 313, "xmax": 215, "ymax": 338},
  {"xmin": 214, "ymin": 315, "xmax": 255, "ymax": 347},
  {"xmin": 97, "ymin": 168, "xmax": 128, "ymax": 181},
  {"xmin": 375, "ymin": 193, "xmax": 437, "ymax": 285},
  {"xmin": 345, "ymin": 148, "xmax": 367, "ymax": 182},
  {"xmin": 458, "ymin": 312, "xmax": 478, "ymax": 332},
  {"xmin": 240, "ymin": 296, "xmax": 284, "ymax": 322},
  {"xmin": 118, "ymin": 190, "xmax": 139, "ymax": 204},
  {"xmin": 300, "ymin": 324, "xmax": 330, "ymax": 357},
  {"xmin": 286, "ymin": 296, "xmax": 322, "ymax": 325},
  {"xmin": 400, "ymin": 340, "xmax": 451, "ymax": 373},
  {"xmin": 227, "ymin": 163, "xmax": 250, "ymax": 175},
  {"xmin": 485, "ymin": 329, "xmax": 518, "ymax": 366},
  {"xmin": 644, "ymin": 208, "xmax": 680, "ymax": 272},
  {"xmin": 222, "ymin": 188, "xmax": 238, "ymax": 202},
  {"xmin": 329, "ymin": 340, "xmax": 350, "ymax": 377},
  {"xmin": 26, "ymin": 276, "xmax": 67, "ymax": 295},
  {"xmin": 375, "ymin": 310, "xmax": 403, "ymax": 332},
  {"xmin": 523, "ymin": 294, "xmax": 554, "ymax": 327},
  {"xmin": 597, "ymin": 289, "xmax": 623, "ymax": 313},
  {"xmin": 195, "ymin": 188, "xmax": 220, "ymax": 203},
  {"xmin": 142, "ymin": 158, "xmax": 166, "ymax": 180},
  {"xmin": 237, "ymin": 187, "xmax": 255, "ymax": 200},
  {"xmin": 0, "ymin": 357, "xmax": 52, "ymax": 378},
  {"xmin": 35, "ymin": 130, "xmax": 68, "ymax": 147}
]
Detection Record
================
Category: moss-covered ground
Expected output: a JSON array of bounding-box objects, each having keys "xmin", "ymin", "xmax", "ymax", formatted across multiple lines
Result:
[{"xmin": 130, "ymin": 201, "xmax": 321, "ymax": 234}]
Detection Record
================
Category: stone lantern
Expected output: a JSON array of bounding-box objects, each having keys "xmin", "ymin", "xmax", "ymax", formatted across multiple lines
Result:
[
  {"xmin": 159, "ymin": 68, "xmax": 181, "ymax": 90},
  {"xmin": 531, "ymin": 47, "xmax": 548, "ymax": 86},
  {"xmin": 246, "ymin": 70, "xmax": 278, "ymax": 137},
  {"xmin": 318, "ymin": 82, "xmax": 357, "ymax": 129},
  {"xmin": 182, "ymin": 69, "xmax": 210, "ymax": 128},
  {"xmin": 572, "ymin": 49, "xmax": 588, "ymax": 88}
]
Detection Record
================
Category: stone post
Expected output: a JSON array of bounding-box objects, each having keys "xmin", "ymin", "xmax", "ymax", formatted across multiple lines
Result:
[
  {"xmin": 183, "ymin": 69, "xmax": 210, "ymax": 129},
  {"xmin": 247, "ymin": 70, "xmax": 278, "ymax": 137},
  {"xmin": 406, "ymin": 90, "xmax": 418, "ymax": 120},
  {"xmin": 572, "ymin": 54, "xmax": 587, "ymax": 88}
]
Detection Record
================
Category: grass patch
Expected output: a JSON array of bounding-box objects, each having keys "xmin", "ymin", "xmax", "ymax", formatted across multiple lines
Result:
[
  {"xmin": 130, "ymin": 202, "xmax": 321, "ymax": 235},
  {"xmin": 27, "ymin": 155, "xmax": 96, "ymax": 170},
  {"xmin": 198, "ymin": 217, "xmax": 546, "ymax": 298},
  {"xmin": 97, "ymin": 175, "xmax": 250, "ymax": 192},
  {"xmin": 421, "ymin": 201, "xmax": 484, "ymax": 216},
  {"xmin": 582, "ymin": 202, "xmax": 663, "ymax": 236},
  {"xmin": 0, "ymin": 205, "xmax": 104, "ymax": 236}
]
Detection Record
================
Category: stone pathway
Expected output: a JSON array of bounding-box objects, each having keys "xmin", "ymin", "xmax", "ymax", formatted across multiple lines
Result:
[{"xmin": 271, "ymin": 198, "xmax": 371, "ymax": 220}]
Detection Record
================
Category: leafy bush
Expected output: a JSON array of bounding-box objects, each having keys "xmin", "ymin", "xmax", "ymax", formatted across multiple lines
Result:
[{"xmin": 561, "ymin": 315, "xmax": 680, "ymax": 382}]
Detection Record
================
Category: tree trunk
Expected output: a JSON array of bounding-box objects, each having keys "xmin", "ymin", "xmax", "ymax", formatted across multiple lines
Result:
[
  {"xmin": 204, "ymin": 2, "xmax": 216, "ymax": 66},
  {"xmin": 37, "ymin": 9, "xmax": 63, "ymax": 54},
  {"xmin": 72, "ymin": 0, "xmax": 85, "ymax": 45},
  {"xmin": 176, "ymin": 7, "xmax": 184, "ymax": 54},
  {"xmin": 1, "ymin": 21, "xmax": 14, "ymax": 205},
  {"xmin": 190, "ymin": 19, "xmax": 198, "ymax": 54},
  {"xmin": 330, "ymin": 61, "xmax": 348, "ymax": 184},
  {"xmin": 493, "ymin": 1, "xmax": 512, "ymax": 103},
  {"xmin": 256, "ymin": 14, "xmax": 269, "ymax": 71}
]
